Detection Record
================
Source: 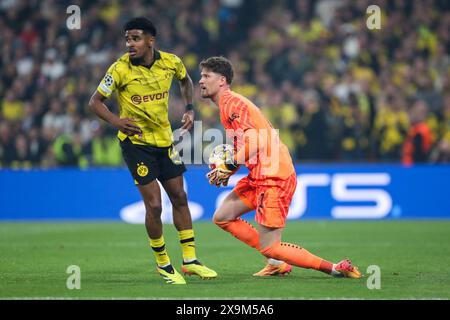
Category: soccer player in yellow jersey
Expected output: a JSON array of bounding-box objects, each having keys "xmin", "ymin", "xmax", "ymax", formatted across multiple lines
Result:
[{"xmin": 89, "ymin": 17, "xmax": 216, "ymax": 284}]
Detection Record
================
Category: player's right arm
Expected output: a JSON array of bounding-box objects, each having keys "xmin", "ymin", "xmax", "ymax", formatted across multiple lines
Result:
[
  {"xmin": 88, "ymin": 63, "xmax": 142, "ymax": 136},
  {"xmin": 89, "ymin": 91, "xmax": 142, "ymax": 136},
  {"xmin": 223, "ymin": 97, "xmax": 261, "ymax": 166}
]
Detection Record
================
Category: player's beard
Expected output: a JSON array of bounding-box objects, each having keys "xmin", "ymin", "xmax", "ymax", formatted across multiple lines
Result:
[
  {"xmin": 130, "ymin": 55, "xmax": 144, "ymax": 65},
  {"xmin": 200, "ymin": 87, "xmax": 211, "ymax": 98},
  {"xmin": 200, "ymin": 91, "xmax": 210, "ymax": 99}
]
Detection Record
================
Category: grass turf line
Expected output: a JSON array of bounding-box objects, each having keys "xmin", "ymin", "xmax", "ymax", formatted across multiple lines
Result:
[{"xmin": 0, "ymin": 221, "xmax": 449, "ymax": 299}]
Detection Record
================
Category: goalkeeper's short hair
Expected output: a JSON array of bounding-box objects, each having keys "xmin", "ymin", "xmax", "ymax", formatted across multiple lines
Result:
[{"xmin": 199, "ymin": 56, "xmax": 234, "ymax": 85}]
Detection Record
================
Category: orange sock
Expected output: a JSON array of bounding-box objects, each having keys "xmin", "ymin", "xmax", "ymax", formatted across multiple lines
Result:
[
  {"xmin": 260, "ymin": 242, "xmax": 333, "ymax": 274},
  {"xmin": 214, "ymin": 218, "xmax": 260, "ymax": 250}
]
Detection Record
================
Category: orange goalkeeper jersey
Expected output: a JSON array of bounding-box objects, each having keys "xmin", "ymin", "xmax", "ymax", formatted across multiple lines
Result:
[{"xmin": 218, "ymin": 89, "xmax": 295, "ymax": 181}]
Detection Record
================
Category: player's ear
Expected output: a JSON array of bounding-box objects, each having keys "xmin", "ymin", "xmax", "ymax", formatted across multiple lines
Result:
[{"xmin": 147, "ymin": 35, "xmax": 155, "ymax": 47}]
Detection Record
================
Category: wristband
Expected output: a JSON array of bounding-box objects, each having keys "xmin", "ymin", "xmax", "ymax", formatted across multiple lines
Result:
[
  {"xmin": 225, "ymin": 162, "xmax": 239, "ymax": 171},
  {"xmin": 186, "ymin": 104, "xmax": 194, "ymax": 111}
]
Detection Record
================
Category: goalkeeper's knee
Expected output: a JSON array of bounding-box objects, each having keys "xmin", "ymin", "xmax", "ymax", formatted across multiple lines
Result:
[{"xmin": 213, "ymin": 215, "xmax": 229, "ymax": 228}]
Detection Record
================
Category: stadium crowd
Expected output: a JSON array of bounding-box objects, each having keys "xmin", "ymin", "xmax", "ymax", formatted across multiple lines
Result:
[{"xmin": 1, "ymin": 0, "xmax": 449, "ymax": 168}]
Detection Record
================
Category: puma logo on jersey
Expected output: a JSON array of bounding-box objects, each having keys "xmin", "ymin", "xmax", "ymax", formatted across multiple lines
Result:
[{"xmin": 130, "ymin": 78, "xmax": 142, "ymax": 84}]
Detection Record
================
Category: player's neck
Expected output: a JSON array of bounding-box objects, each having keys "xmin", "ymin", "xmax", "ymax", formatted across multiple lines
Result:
[
  {"xmin": 131, "ymin": 49, "xmax": 155, "ymax": 68},
  {"xmin": 212, "ymin": 87, "xmax": 231, "ymax": 106},
  {"xmin": 142, "ymin": 49, "xmax": 155, "ymax": 67}
]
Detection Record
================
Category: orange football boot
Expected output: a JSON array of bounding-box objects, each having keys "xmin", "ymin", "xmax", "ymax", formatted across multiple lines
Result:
[
  {"xmin": 253, "ymin": 262, "xmax": 292, "ymax": 277},
  {"xmin": 334, "ymin": 259, "xmax": 362, "ymax": 278}
]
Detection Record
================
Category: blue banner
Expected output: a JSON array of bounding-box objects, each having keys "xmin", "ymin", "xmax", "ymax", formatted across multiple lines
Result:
[{"xmin": 1, "ymin": 164, "xmax": 449, "ymax": 221}]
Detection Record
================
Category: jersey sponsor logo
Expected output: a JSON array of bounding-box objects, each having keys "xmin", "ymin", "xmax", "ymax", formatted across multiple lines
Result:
[
  {"xmin": 131, "ymin": 95, "xmax": 142, "ymax": 104},
  {"xmin": 131, "ymin": 91, "xmax": 169, "ymax": 105},
  {"xmin": 130, "ymin": 78, "xmax": 142, "ymax": 84},
  {"xmin": 137, "ymin": 162, "xmax": 149, "ymax": 177}
]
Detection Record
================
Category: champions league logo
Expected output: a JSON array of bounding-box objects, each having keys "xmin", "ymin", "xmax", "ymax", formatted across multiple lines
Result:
[{"xmin": 104, "ymin": 74, "xmax": 114, "ymax": 87}]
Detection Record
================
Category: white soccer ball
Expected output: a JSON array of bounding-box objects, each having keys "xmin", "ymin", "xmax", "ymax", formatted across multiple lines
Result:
[{"xmin": 208, "ymin": 144, "xmax": 234, "ymax": 169}]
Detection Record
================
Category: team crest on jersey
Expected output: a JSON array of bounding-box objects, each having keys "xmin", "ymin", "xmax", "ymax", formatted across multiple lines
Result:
[{"xmin": 137, "ymin": 162, "xmax": 149, "ymax": 177}]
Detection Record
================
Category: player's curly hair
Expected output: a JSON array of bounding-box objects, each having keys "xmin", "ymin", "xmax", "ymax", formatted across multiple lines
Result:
[
  {"xmin": 124, "ymin": 17, "xmax": 157, "ymax": 36},
  {"xmin": 199, "ymin": 56, "xmax": 234, "ymax": 84}
]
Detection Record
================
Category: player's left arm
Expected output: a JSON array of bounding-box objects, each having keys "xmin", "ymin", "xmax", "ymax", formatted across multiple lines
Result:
[
  {"xmin": 208, "ymin": 103, "xmax": 256, "ymax": 186},
  {"xmin": 173, "ymin": 53, "xmax": 194, "ymax": 133},
  {"xmin": 178, "ymin": 73, "xmax": 194, "ymax": 133}
]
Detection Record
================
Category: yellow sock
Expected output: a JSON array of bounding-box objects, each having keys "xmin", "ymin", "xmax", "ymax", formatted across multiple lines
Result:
[
  {"xmin": 149, "ymin": 236, "xmax": 171, "ymax": 267},
  {"xmin": 178, "ymin": 229, "xmax": 196, "ymax": 263}
]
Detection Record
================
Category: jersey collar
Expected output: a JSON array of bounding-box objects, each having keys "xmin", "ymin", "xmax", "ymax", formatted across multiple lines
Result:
[
  {"xmin": 218, "ymin": 88, "xmax": 232, "ymax": 105},
  {"xmin": 130, "ymin": 49, "xmax": 161, "ymax": 69}
]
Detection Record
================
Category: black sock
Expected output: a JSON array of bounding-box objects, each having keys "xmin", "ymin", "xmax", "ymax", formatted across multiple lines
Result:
[
  {"xmin": 183, "ymin": 260, "xmax": 201, "ymax": 266},
  {"xmin": 159, "ymin": 264, "xmax": 174, "ymax": 273}
]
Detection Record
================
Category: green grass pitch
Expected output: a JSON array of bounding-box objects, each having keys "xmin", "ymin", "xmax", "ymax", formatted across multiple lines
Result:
[{"xmin": 1, "ymin": 221, "xmax": 449, "ymax": 299}]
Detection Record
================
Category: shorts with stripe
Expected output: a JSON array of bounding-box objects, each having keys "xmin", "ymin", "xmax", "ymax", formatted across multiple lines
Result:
[{"xmin": 233, "ymin": 172, "xmax": 297, "ymax": 228}]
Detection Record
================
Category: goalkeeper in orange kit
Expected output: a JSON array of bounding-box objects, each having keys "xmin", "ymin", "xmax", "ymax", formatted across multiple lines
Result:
[{"xmin": 199, "ymin": 56, "xmax": 361, "ymax": 278}]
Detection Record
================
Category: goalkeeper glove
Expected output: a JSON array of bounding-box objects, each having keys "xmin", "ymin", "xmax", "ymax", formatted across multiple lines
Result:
[{"xmin": 207, "ymin": 162, "xmax": 240, "ymax": 187}]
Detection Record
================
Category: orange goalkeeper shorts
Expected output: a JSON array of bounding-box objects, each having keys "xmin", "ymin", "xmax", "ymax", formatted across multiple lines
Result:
[{"xmin": 233, "ymin": 172, "xmax": 297, "ymax": 228}]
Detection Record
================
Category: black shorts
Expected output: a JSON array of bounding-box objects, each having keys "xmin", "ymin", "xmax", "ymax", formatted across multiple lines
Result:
[{"xmin": 120, "ymin": 138, "xmax": 186, "ymax": 185}]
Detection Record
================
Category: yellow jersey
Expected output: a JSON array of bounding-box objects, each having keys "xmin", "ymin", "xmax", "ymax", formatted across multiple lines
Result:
[{"xmin": 97, "ymin": 50, "xmax": 187, "ymax": 147}]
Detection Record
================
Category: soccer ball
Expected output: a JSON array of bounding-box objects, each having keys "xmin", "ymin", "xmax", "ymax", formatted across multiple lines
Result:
[{"xmin": 208, "ymin": 144, "xmax": 234, "ymax": 169}]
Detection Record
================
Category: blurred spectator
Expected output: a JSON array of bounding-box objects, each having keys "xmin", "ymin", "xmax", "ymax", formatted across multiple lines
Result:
[
  {"xmin": 402, "ymin": 100, "xmax": 435, "ymax": 165},
  {"xmin": 42, "ymin": 99, "xmax": 73, "ymax": 136},
  {"xmin": 339, "ymin": 93, "xmax": 371, "ymax": 161},
  {"xmin": 1, "ymin": 91, "xmax": 24, "ymax": 122},
  {"xmin": 430, "ymin": 94, "xmax": 450, "ymax": 162},
  {"xmin": 9, "ymin": 133, "xmax": 32, "ymax": 169},
  {"xmin": 0, "ymin": 120, "xmax": 14, "ymax": 167},
  {"xmin": 85, "ymin": 124, "xmax": 122, "ymax": 167},
  {"xmin": 28, "ymin": 126, "xmax": 47, "ymax": 166},
  {"xmin": 53, "ymin": 133, "xmax": 88, "ymax": 167},
  {"xmin": 373, "ymin": 95, "xmax": 409, "ymax": 161},
  {"xmin": 430, "ymin": 139, "xmax": 450, "ymax": 163},
  {"xmin": 41, "ymin": 49, "xmax": 66, "ymax": 80},
  {"xmin": 0, "ymin": 0, "xmax": 449, "ymax": 168},
  {"xmin": 290, "ymin": 91, "xmax": 328, "ymax": 161}
]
